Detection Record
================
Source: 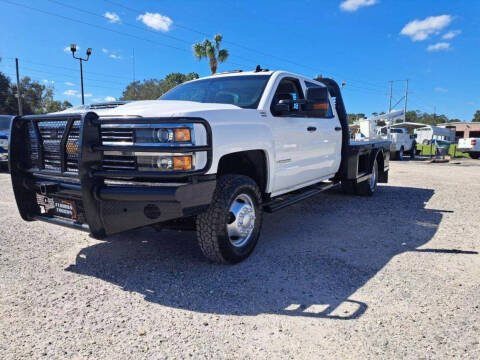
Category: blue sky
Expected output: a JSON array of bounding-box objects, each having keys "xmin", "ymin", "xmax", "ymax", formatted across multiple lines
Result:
[{"xmin": 0, "ymin": 0, "xmax": 479, "ymax": 120}]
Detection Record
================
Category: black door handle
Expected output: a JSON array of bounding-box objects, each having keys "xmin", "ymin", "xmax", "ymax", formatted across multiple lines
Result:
[
  {"xmin": 335, "ymin": 127, "xmax": 342, "ymax": 131},
  {"xmin": 307, "ymin": 126, "xmax": 317, "ymax": 132}
]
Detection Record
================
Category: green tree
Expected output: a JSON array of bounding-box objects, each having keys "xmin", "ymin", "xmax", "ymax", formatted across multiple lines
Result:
[
  {"xmin": 0, "ymin": 71, "xmax": 71, "ymax": 115},
  {"xmin": 41, "ymin": 87, "xmax": 72, "ymax": 113},
  {"xmin": 0, "ymin": 72, "xmax": 17, "ymax": 114},
  {"xmin": 473, "ymin": 110, "xmax": 480, "ymax": 122},
  {"xmin": 347, "ymin": 113, "xmax": 367, "ymax": 124},
  {"xmin": 192, "ymin": 34, "xmax": 229, "ymax": 74},
  {"xmin": 347, "ymin": 114, "xmax": 357, "ymax": 124},
  {"xmin": 164, "ymin": 72, "xmax": 199, "ymax": 88},
  {"xmin": 121, "ymin": 72, "xmax": 199, "ymax": 101}
]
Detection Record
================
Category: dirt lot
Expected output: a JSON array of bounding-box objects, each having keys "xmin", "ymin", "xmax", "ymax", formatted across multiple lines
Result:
[{"xmin": 0, "ymin": 159, "xmax": 479, "ymax": 359}]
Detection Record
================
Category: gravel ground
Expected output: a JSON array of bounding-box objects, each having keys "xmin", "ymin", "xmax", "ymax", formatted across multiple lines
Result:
[{"xmin": 0, "ymin": 159, "xmax": 479, "ymax": 359}]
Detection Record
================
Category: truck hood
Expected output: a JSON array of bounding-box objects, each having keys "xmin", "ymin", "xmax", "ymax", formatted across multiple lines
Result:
[{"xmin": 97, "ymin": 100, "xmax": 241, "ymax": 117}]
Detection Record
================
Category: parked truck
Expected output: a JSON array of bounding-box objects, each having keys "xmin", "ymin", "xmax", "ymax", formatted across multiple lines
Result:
[
  {"xmin": 9, "ymin": 69, "xmax": 390, "ymax": 263},
  {"xmin": 457, "ymin": 138, "xmax": 480, "ymax": 159},
  {"xmin": 377, "ymin": 126, "xmax": 415, "ymax": 160},
  {"xmin": 0, "ymin": 115, "xmax": 13, "ymax": 169}
]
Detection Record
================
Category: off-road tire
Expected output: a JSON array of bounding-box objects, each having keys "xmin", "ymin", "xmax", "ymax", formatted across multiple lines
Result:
[{"xmin": 196, "ymin": 175, "xmax": 263, "ymax": 264}]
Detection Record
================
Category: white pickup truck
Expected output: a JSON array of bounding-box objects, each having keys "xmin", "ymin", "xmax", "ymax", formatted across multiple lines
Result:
[
  {"xmin": 457, "ymin": 138, "xmax": 480, "ymax": 159},
  {"xmin": 377, "ymin": 126, "xmax": 415, "ymax": 160},
  {"xmin": 9, "ymin": 69, "xmax": 390, "ymax": 263}
]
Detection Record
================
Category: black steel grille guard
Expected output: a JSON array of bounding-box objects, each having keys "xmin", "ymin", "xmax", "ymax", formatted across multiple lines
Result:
[{"xmin": 9, "ymin": 111, "xmax": 213, "ymax": 237}]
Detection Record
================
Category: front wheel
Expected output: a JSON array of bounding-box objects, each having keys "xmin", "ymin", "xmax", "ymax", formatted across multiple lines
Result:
[{"xmin": 196, "ymin": 175, "xmax": 263, "ymax": 264}]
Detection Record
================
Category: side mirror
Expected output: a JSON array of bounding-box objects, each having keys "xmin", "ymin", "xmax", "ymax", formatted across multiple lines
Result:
[{"xmin": 273, "ymin": 99, "xmax": 292, "ymax": 113}]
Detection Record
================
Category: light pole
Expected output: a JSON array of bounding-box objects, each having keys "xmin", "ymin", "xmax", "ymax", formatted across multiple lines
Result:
[{"xmin": 70, "ymin": 44, "xmax": 92, "ymax": 105}]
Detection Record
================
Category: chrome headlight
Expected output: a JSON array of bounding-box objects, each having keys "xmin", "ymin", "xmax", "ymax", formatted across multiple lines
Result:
[
  {"xmin": 101, "ymin": 123, "xmax": 208, "ymax": 172},
  {"xmin": 135, "ymin": 127, "xmax": 192, "ymax": 144}
]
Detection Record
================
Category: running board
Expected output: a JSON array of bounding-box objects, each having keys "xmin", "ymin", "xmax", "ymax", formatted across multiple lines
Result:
[{"xmin": 262, "ymin": 182, "xmax": 337, "ymax": 213}]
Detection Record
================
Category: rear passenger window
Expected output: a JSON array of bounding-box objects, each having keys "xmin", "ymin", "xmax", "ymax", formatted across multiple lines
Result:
[{"xmin": 304, "ymin": 81, "xmax": 334, "ymax": 118}]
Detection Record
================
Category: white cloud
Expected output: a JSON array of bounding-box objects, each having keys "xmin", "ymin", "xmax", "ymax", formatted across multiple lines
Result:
[
  {"xmin": 64, "ymin": 45, "xmax": 80, "ymax": 53},
  {"xmin": 427, "ymin": 42, "xmax": 451, "ymax": 52},
  {"xmin": 102, "ymin": 48, "xmax": 109, "ymax": 54},
  {"xmin": 109, "ymin": 54, "xmax": 122, "ymax": 60},
  {"xmin": 442, "ymin": 29, "xmax": 461, "ymax": 39},
  {"xmin": 137, "ymin": 12, "xmax": 173, "ymax": 32},
  {"xmin": 64, "ymin": 89, "xmax": 78, "ymax": 96},
  {"xmin": 340, "ymin": 0, "xmax": 378, "ymax": 12},
  {"xmin": 64, "ymin": 89, "xmax": 92, "ymax": 98},
  {"xmin": 104, "ymin": 96, "xmax": 116, "ymax": 102},
  {"xmin": 64, "ymin": 82, "xmax": 75, "ymax": 86},
  {"xmin": 42, "ymin": 79, "xmax": 54, "ymax": 84},
  {"xmin": 434, "ymin": 87, "xmax": 448, "ymax": 92},
  {"xmin": 104, "ymin": 12, "xmax": 121, "ymax": 24},
  {"xmin": 400, "ymin": 15, "xmax": 452, "ymax": 41}
]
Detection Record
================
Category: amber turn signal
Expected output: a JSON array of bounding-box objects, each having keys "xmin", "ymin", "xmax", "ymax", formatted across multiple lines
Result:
[
  {"xmin": 173, "ymin": 156, "xmax": 192, "ymax": 170},
  {"xmin": 174, "ymin": 128, "xmax": 191, "ymax": 142},
  {"xmin": 313, "ymin": 103, "xmax": 328, "ymax": 110}
]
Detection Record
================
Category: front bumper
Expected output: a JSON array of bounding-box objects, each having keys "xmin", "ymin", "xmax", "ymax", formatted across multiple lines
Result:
[
  {"xmin": 9, "ymin": 112, "xmax": 215, "ymax": 238},
  {"xmin": 25, "ymin": 177, "xmax": 216, "ymax": 237}
]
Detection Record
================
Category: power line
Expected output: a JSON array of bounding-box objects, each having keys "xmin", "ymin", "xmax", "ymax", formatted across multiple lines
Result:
[
  {"xmin": 0, "ymin": 0, "xmax": 250, "ymax": 70},
  {"xmin": 47, "ymin": 0, "xmax": 193, "ymax": 46},
  {"xmin": 45, "ymin": 0, "xmax": 265, "ymax": 70},
  {"xmin": 2, "ymin": 56, "xmax": 132, "ymax": 80},
  {"xmin": 2, "ymin": 0, "xmax": 401, "ymax": 102},
  {"xmin": 1, "ymin": 70, "xmax": 122, "ymax": 91},
  {"xmin": 0, "ymin": 1, "xmax": 194, "ymax": 56},
  {"xmin": 102, "ymin": 0, "xmax": 391, "ymax": 89},
  {"xmin": 2, "ymin": 0, "xmax": 392, "ymax": 91}
]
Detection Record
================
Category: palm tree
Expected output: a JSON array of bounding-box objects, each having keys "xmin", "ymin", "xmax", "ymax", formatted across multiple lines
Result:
[{"xmin": 192, "ymin": 34, "xmax": 229, "ymax": 75}]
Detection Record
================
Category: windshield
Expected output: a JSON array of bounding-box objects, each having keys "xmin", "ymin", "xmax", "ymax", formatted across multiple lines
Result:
[
  {"xmin": 0, "ymin": 117, "xmax": 12, "ymax": 131},
  {"xmin": 160, "ymin": 75, "xmax": 270, "ymax": 109}
]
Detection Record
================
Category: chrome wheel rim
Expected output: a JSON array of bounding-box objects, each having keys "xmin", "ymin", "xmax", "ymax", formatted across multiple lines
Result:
[
  {"xmin": 227, "ymin": 193, "xmax": 256, "ymax": 248},
  {"xmin": 370, "ymin": 161, "xmax": 377, "ymax": 191}
]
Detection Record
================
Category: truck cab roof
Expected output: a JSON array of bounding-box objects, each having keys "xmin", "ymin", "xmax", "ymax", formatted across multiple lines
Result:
[{"xmin": 190, "ymin": 70, "xmax": 328, "ymax": 87}]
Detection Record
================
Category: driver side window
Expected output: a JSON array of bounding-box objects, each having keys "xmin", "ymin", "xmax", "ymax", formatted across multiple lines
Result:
[{"xmin": 270, "ymin": 78, "xmax": 304, "ymax": 117}]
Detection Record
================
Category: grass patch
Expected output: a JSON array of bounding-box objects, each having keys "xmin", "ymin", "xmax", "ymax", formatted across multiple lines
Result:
[{"xmin": 416, "ymin": 144, "xmax": 470, "ymax": 158}]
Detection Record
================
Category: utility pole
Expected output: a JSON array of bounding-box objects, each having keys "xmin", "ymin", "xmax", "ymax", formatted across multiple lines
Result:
[
  {"xmin": 79, "ymin": 59, "xmax": 84, "ymax": 105},
  {"xmin": 388, "ymin": 80, "xmax": 393, "ymax": 113},
  {"xmin": 132, "ymin": 48, "xmax": 136, "ymax": 98},
  {"xmin": 15, "ymin": 58, "xmax": 23, "ymax": 116},
  {"xmin": 404, "ymin": 79, "xmax": 409, "ymax": 123},
  {"xmin": 132, "ymin": 48, "xmax": 136, "ymax": 83},
  {"xmin": 70, "ymin": 44, "xmax": 92, "ymax": 105}
]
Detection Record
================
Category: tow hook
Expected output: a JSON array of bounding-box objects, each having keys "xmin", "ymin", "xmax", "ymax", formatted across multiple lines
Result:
[{"xmin": 39, "ymin": 182, "xmax": 59, "ymax": 196}]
